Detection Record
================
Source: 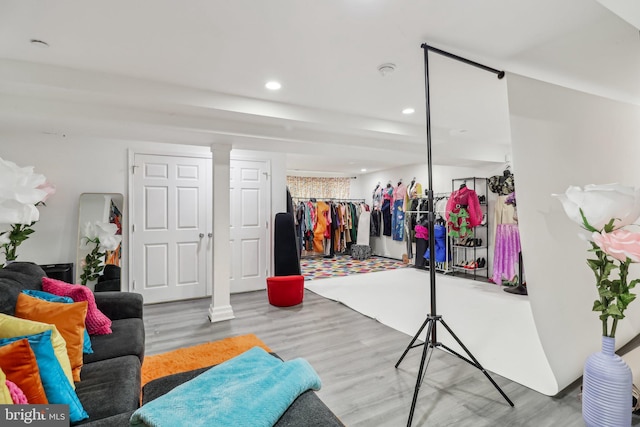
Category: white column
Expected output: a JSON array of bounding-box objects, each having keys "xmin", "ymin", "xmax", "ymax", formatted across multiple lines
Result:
[{"xmin": 208, "ymin": 144, "xmax": 235, "ymax": 322}]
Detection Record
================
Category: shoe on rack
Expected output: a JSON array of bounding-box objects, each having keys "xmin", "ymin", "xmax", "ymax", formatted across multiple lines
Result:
[
  {"xmin": 478, "ymin": 258, "xmax": 486, "ymax": 269},
  {"xmin": 475, "ymin": 238, "xmax": 483, "ymax": 247}
]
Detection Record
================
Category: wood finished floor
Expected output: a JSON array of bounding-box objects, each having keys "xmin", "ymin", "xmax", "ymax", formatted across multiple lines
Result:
[{"xmin": 143, "ymin": 290, "xmax": 640, "ymax": 427}]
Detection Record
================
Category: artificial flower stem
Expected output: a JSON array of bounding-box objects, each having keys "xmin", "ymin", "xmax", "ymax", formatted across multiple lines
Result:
[{"xmin": 595, "ymin": 246, "xmax": 610, "ymax": 337}]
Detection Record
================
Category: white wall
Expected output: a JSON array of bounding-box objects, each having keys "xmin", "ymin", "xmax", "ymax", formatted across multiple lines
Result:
[
  {"xmin": 507, "ymin": 73, "xmax": 640, "ymax": 394},
  {"xmin": 0, "ymin": 133, "xmax": 210, "ymax": 286}
]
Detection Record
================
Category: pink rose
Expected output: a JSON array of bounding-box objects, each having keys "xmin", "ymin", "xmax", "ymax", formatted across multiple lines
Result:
[
  {"xmin": 36, "ymin": 179, "xmax": 56, "ymax": 203},
  {"xmin": 592, "ymin": 228, "xmax": 640, "ymax": 262}
]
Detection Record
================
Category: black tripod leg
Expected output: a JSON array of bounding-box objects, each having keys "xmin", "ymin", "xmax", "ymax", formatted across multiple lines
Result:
[
  {"xmin": 407, "ymin": 319, "xmax": 435, "ymax": 427},
  {"xmin": 395, "ymin": 316, "xmax": 431, "ymax": 368},
  {"xmin": 438, "ymin": 318, "xmax": 514, "ymax": 407}
]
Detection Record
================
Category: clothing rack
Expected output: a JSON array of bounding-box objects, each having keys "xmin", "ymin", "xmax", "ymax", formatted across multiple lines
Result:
[
  {"xmin": 403, "ymin": 193, "xmax": 451, "ymax": 273},
  {"xmin": 293, "ymin": 197, "xmax": 366, "ymax": 203},
  {"xmin": 294, "ymin": 197, "xmax": 367, "ymax": 259}
]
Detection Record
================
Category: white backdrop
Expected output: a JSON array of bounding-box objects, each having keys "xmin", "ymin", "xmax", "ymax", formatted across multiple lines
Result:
[{"xmin": 508, "ymin": 73, "xmax": 640, "ymax": 394}]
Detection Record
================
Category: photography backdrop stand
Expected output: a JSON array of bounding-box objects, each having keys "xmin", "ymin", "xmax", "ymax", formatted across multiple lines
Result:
[{"xmin": 394, "ymin": 44, "xmax": 514, "ymax": 427}]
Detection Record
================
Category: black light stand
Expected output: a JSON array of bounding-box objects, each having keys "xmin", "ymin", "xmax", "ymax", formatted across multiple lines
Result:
[{"xmin": 395, "ymin": 44, "xmax": 514, "ymax": 426}]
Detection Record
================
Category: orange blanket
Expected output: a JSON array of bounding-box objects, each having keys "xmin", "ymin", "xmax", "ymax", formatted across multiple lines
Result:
[{"xmin": 141, "ymin": 334, "xmax": 272, "ymax": 387}]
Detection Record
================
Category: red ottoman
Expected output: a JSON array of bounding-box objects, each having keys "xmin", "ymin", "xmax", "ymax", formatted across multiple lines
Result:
[{"xmin": 267, "ymin": 275, "xmax": 304, "ymax": 307}]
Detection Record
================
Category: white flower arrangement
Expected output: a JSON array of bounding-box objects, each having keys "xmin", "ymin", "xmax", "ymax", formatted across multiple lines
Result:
[
  {"xmin": 80, "ymin": 221, "xmax": 122, "ymax": 285},
  {"xmin": 0, "ymin": 156, "xmax": 55, "ymax": 266}
]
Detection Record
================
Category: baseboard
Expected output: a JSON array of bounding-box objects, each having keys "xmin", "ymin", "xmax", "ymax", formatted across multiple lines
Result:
[{"xmin": 208, "ymin": 304, "xmax": 235, "ymax": 323}]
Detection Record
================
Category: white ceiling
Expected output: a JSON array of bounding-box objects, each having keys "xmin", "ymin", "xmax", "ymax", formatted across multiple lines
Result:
[{"xmin": 0, "ymin": 0, "xmax": 638, "ymax": 175}]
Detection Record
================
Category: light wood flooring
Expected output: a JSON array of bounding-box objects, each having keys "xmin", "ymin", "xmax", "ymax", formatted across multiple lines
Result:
[{"xmin": 143, "ymin": 290, "xmax": 640, "ymax": 427}]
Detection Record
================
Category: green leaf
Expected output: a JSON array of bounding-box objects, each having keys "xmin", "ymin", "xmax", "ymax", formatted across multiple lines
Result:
[
  {"xmin": 592, "ymin": 300, "xmax": 605, "ymax": 312},
  {"xmin": 619, "ymin": 293, "xmax": 636, "ymax": 307},
  {"xmin": 579, "ymin": 209, "xmax": 598, "ymax": 232},
  {"xmin": 607, "ymin": 304, "xmax": 623, "ymax": 318},
  {"xmin": 603, "ymin": 218, "xmax": 616, "ymax": 233},
  {"xmin": 587, "ymin": 259, "xmax": 602, "ymax": 272},
  {"xmin": 599, "ymin": 289, "xmax": 614, "ymax": 299}
]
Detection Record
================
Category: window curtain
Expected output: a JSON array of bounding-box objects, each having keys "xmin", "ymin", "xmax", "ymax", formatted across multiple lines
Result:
[{"xmin": 286, "ymin": 176, "xmax": 351, "ymax": 200}]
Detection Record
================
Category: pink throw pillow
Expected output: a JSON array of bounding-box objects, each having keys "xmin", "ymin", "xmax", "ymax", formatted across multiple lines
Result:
[
  {"xmin": 41, "ymin": 277, "xmax": 112, "ymax": 335},
  {"xmin": 6, "ymin": 380, "xmax": 28, "ymax": 404}
]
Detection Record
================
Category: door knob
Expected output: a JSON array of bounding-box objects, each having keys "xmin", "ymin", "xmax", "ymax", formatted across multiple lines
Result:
[
  {"xmin": 199, "ymin": 233, "xmax": 205, "ymax": 238},
  {"xmin": 208, "ymin": 233, "xmax": 213, "ymax": 238}
]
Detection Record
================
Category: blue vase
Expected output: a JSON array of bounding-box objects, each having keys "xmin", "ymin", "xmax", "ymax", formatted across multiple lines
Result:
[{"xmin": 582, "ymin": 336, "xmax": 632, "ymax": 427}]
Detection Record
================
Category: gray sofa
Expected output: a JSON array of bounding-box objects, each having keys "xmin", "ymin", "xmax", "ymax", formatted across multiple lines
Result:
[
  {"xmin": 0, "ymin": 262, "xmax": 344, "ymax": 426},
  {"xmin": 0, "ymin": 262, "xmax": 145, "ymax": 426}
]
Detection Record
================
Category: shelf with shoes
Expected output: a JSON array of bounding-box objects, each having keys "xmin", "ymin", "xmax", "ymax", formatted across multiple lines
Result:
[{"xmin": 449, "ymin": 177, "xmax": 489, "ymax": 281}]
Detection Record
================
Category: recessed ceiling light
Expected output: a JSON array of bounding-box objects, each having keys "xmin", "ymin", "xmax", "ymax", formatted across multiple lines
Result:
[
  {"xmin": 265, "ymin": 81, "xmax": 281, "ymax": 90},
  {"xmin": 360, "ymin": 168, "xmax": 367, "ymax": 173},
  {"xmin": 30, "ymin": 39, "xmax": 49, "ymax": 48},
  {"xmin": 402, "ymin": 108, "xmax": 415, "ymax": 115}
]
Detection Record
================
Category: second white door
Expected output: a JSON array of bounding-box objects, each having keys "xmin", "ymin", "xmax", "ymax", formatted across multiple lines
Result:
[{"xmin": 230, "ymin": 159, "xmax": 270, "ymax": 293}]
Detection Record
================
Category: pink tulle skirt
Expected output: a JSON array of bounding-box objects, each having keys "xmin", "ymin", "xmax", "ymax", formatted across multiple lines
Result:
[{"xmin": 492, "ymin": 224, "xmax": 521, "ymax": 285}]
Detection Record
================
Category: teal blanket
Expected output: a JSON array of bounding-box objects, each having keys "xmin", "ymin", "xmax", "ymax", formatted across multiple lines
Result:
[{"xmin": 129, "ymin": 347, "xmax": 322, "ymax": 427}]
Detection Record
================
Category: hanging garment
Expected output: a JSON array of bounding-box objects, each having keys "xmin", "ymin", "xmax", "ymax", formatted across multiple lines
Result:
[
  {"xmin": 414, "ymin": 225, "xmax": 429, "ymax": 268},
  {"xmin": 392, "ymin": 199, "xmax": 405, "ymax": 241},
  {"xmin": 357, "ymin": 209, "xmax": 371, "ymax": 246},
  {"xmin": 488, "ymin": 171, "xmax": 515, "ymax": 196},
  {"xmin": 350, "ymin": 203, "xmax": 358, "ymax": 244},
  {"xmin": 445, "ymin": 186, "xmax": 482, "ymax": 238},
  {"xmin": 370, "ymin": 209, "xmax": 381, "ymax": 237},
  {"xmin": 492, "ymin": 194, "xmax": 517, "ymax": 245},
  {"xmin": 381, "ymin": 199, "xmax": 392, "ymax": 236},
  {"xmin": 295, "ymin": 202, "xmax": 305, "ymax": 254},
  {"xmin": 372, "ymin": 185, "xmax": 383, "ymax": 209},
  {"xmin": 312, "ymin": 201, "xmax": 329, "ymax": 253},
  {"xmin": 492, "ymin": 224, "xmax": 521, "ymax": 285},
  {"xmin": 404, "ymin": 219, "xmax": 413, "ymax": 259},
  {"xmin": 424, "ymin": 224, "xmax": 450, "ymax": 263}
]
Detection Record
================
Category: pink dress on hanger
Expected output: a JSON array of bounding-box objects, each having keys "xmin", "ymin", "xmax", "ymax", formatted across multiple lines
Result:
[{"xmin": 445, "ymin": 186, "xmax": 483, "ymax": 227}]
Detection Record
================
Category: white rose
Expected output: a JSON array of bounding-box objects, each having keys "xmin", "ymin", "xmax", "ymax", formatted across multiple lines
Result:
[
  {"xmin": 95, "ymin": 222, "xmax": 121, "ymax": 251},
  {"xmin": 0, "ymin": 157, "xmax": 47, "ymax": 205},
  {"xmin": 99, "ymin": 234, "xmax": 122, "ymax": 252},
  {"xmin": 0, "ymin": 199, "xmax": 40, "ymax": 225},
  {"xmin": 553, "ymin": 184, "xmax": 640, "ymax": 231}
]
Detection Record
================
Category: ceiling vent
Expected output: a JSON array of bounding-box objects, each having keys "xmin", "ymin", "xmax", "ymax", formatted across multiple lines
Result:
[{"xmin": 377, "ymin": 63, "xmax": 396, "ymax": 77}]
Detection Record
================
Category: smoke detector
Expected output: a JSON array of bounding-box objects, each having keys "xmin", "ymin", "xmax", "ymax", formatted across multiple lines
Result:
[{"xmin": 377, "ymin": 63, "xmax": 396, "ymax": 76}]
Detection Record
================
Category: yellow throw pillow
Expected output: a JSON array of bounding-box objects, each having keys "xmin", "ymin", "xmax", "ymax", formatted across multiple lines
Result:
[
  {"xmin": 0, "ymin": 313, "xmax": 74, "ymax": 388},
  {"xmin": 15, "ymin": 293, "xmax": 88, "ymax": 383},
  {"xmin": 0, "ymin": 368, "xmax": 12, "ymax": 404}
]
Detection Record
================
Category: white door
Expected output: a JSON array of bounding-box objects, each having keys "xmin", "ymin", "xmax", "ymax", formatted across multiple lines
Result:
[
  {"xmin": 229, "ymin": 159, "xmax": 270, "ymax": 293},
  {"xmin": 131, "ymin": 153, "xmax": 211, "ymax": 304}
]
